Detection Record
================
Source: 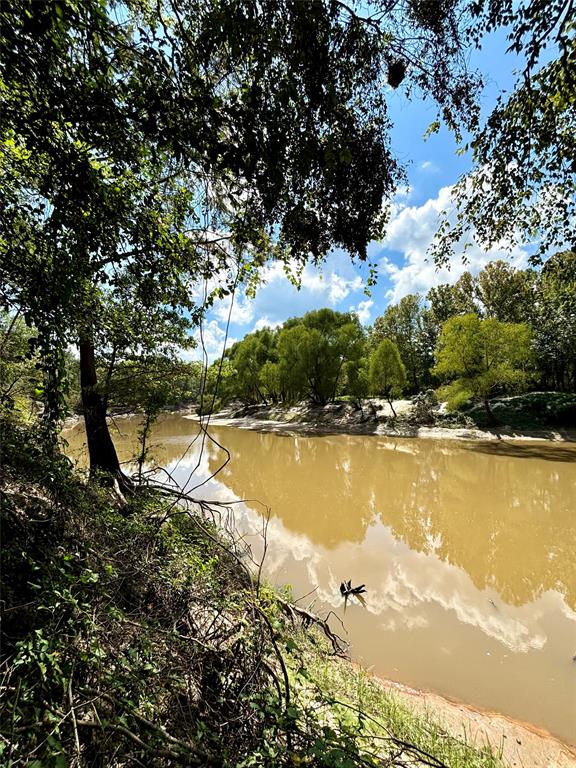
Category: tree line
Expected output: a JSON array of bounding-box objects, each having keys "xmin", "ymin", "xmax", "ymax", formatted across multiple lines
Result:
[
  {"xmin": 208, "ymin": 253, "xmax": 576, "ymax": 417},
  {"xmin": 3, "ymin": 252, "xmax": 574, "ymax": 431}
]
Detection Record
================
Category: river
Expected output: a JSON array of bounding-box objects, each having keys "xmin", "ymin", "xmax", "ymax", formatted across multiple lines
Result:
[{"xmin": 63, "ymin": 414, "xmax": 576, "ymax": 745}]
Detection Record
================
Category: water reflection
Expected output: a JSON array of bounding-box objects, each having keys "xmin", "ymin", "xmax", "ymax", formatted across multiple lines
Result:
[
  {"xmin": 466, "ymin": 440, "xmax": 576, "ymax": 462},
  {"xmin": 63, "ymin": 416, "xmax": 576, "ymax": 743},
  {"xmin": 204, "ymin": 428, "xmax": 576, "ymax": 610}
]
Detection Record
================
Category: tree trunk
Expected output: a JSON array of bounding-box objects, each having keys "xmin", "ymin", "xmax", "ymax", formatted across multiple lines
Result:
[
  {"xmin": 79, "ymin": 334, "xmax": 127, "ymax": 487},
  {"xmin": 330, "ymin": 358, "xmax": 345, "ymax": 403},
  {"xmin": 482, "ymin": 396, "xmax": 497, "ymax": 425}
]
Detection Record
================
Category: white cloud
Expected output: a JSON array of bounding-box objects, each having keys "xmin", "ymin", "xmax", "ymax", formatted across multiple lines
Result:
[
  {"xmin": 201, "ymin": 255, "xmax": 368, "ymax": 334},
  {"xmin": 213, "ymin": 294, "xmax": 254, "ymax": 326},
  {"xmin": 378, "ymin": 184, "xmax": 530, "ymax": 303},
  {"xmin": 252, "ymin": 315, "xmax": 283, "ymax": 332},
  {"xmin": 272, "ymin": 264, "xmax": 363, "ymax": 306},
  {"xmin": 418, "ymin": 160, "xmax": 439, "ymax": 173},
  {"xmin": 327, "ymin": 273, "xmax": 363, "ymax": 303},
  {"xmin": 189, "ymin": 319, "xmax": 236, "ymax": 363},
  {"xmin": 350, "ymin": 299, "xmax": 374, "ymax": 324},
  {"xmin": 258, "ymin": 258, "xmax": 363, "ymax": 306},
  {"xmin": 230, "ymin": 500, "xmax": 550, "ymax": 655}
]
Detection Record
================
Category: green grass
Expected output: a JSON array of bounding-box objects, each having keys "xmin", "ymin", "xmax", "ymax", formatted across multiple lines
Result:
[{"xmin": 297, "ymin": 651, "xmax": 503, "ymax": 768}]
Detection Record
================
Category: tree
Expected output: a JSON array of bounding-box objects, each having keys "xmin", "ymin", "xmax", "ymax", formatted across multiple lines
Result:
[
  {"xmin": 201, "ymin": 358, "xmax": 236, "ymax": 414},
  {"xmin": 427, "ymin": 284, "xmax": 464, "ymax": 327},
  {"xmin": 0, "ymin": 0, "xmax": 479, "ymax": 481},
  {"xmin": 106, "ymin": 355, "xmax": 198, "ymax": 479},
  {"xmin": 426, "ymin": 259, "xmax": 573, "ymax": 394},
  {"xmin": 345, "ymin": 358, "xmax": 369, "ymax": 411},
  {"xmin": 532, "ymin": 250, "xmax": 576, "ymax": 392},
  {"xmin": 371, "ymin": 295, "xmax": 433, "ymax": 392},
  {"xmin": 433, "ymin": 314, "xmax": 533, "ymax": 422},
  {"xmin": 475, "ymin": 261, "xmax": 536, "ymax": 324},
  {"xmin": 433, "ymin": 1, "xmax": 576, "ymax": 265},
  {"xmin": 276, "ymin": 325, "xmax": 310, "ymax": 403},
  {"xmin": 369, "ymin": 339, "xmax": 406, "ymax": 417},
  {"xmin": 258, "ymin": 361, "xmax": 281, "ymax": 404},
  {"xmin": 0, "ymin": 311, "xmax": 41, "ymax": 416},
  {"xmin": 106, "ymin": 357, "xmax": 201, "ymax": 413},
  {"xmin": 76, "ymin": 283, "xmax": 198, "ymax": 485},
  {"xmin": 451, "ymin": 272, "xmax": 478, "ymax": 316},
  {"xmin": 428, "ymin": 261, "xmax": 536, "ymax": 327},
  {"xmin": 226, "ymin": 330, "xmax": 277, "ymax": 404},
  {"xmin": 426, "ymin": 280, "xmax": 475, "ymax": 355},
  {"xmin": 278, "ymin": 310, "xmax": 365, "ymax": 405}
]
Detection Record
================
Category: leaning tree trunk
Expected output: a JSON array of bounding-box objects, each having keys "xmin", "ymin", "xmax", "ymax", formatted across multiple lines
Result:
[{"xmin": 79, "ymin": 334, "xmax": 129, "ymax": 489}]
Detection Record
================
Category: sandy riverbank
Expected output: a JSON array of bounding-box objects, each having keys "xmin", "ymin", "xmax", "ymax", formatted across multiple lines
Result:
[
  {"xmin": 197, "ymin": 398, "xmax": 576, "ymax": 443},
  {"xmin": 368, "ymin": 672, "xmax": 576, "ymax": 768},
  {"xmin": 65, "ymin": 394, "xmax": 576, "ymax": 442}
]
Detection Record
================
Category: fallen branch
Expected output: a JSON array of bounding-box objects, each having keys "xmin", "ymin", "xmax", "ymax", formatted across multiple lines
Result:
[
  {"xmin": 75, "ymin": 720, "xmax": 187, "ymax": 762},
  {"xmin": 68, "ymin": 673, "xmax": 81, "ymax": 766},
  {"xmin": 277, "ymin": 597, "xmax": 348, "ymax": 656}
]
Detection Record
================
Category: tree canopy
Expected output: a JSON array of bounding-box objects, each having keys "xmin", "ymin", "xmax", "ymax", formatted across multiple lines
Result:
[
  {"xmin": 368, "ymin": 338, "xmax": 406, "ymax": 416},
  {"xmin": 208, "ymin": 257, "xmax": 575, "ymax": 414},
  {"xmin": 2, "ymin": 0, "xmax": 575, "ymax": 476},
  {"xmin": 0, "ymin": 311, "xmax": 40, "ymax": 414},
  {"xmin": 370, "ymin": 294, "xmax": 434, "ymax": 393},
  {"xmin": 224, "ymin": 309, "xmax": 365, "ymax": 405},
  {"xmin": 433, "ymin": 0, "xmax": 576, "ymax": 264},
  {"xmin": 433, "ymin": 314, "xmax": 533, "ymax": 420},
  {"xmin": 532, "ymin": 250, "xmax": 576, "ymax": 392}
]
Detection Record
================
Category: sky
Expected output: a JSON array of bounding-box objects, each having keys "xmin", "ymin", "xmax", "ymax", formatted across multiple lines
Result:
[{"xmin": 193, "ymin": 28, "xmax": 532, "ymax": 362}]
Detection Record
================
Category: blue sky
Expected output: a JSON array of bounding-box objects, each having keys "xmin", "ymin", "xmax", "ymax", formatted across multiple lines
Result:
[{"xmin": 193, "ymin": 29, "xmax": 532, "ymax": 361}]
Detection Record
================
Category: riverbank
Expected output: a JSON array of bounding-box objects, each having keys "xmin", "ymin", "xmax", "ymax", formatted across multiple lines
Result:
[
  {"xmin": 200, "ymin": 397, "xmax": 576, "ymax": 442},
  {"xmin": 372, "ymin": 675, "xmax": 576, "ymax": 768},
  {"xmin": 63, "ymin": 391, "xmax": 576, "ymax": 442}
]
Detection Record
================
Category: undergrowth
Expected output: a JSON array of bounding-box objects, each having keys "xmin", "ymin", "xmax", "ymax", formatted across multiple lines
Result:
[
  {"xmin": 465, "ymin": 392, "xmax": 576, "ymax": 430},
  {"xmin": 1, "ymin": 417, "xmax": 504, "ymax": 767}
]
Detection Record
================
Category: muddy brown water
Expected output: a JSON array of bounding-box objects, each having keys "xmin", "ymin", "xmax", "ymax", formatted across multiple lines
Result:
[{"xmin": 63, "ymin": 414, "xmax": 576, "ymax": 745}]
